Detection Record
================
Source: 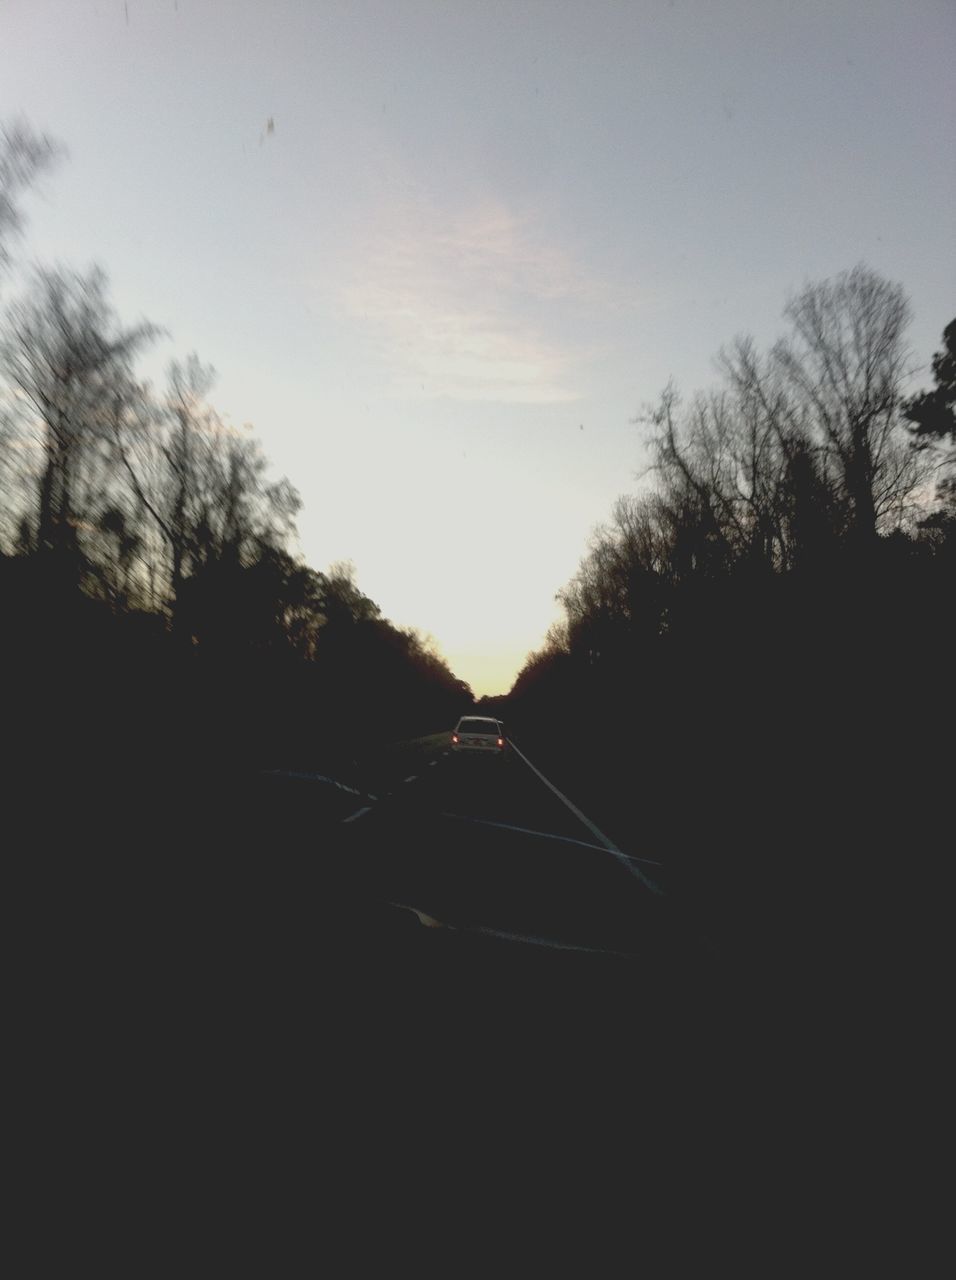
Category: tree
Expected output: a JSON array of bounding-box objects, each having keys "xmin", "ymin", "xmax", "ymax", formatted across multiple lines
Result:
[
  {"xmin": 0, "ymin": 265, "xmax": 159, "ymax": 570},
  {"xmin": 903, "ymin": 319, "xmax": 956, "ymax": 525},
  {"xmin": 903, "ymin": 320, "xmax": 956, "ymax": 446},
  {"xmin": 0, "ymin": 119, "xmax": 62, "ymax": 279},
  {"xmin": 772, "ymin": 265, "xmax": 919, "ymax": 545},
  {"xmin": 509, "ymin": 265, "xmax": 949, "ymax": 790},
  {"xmin": 91, "ymin": 351, "xmax": 304, "ymax": 631},
  {"xmin": 96, "ymin": 503, "xmax": 142, "ymax": 609},
  {"xmin": 148, "ymin": 356, "xmax": 303, "ymax": 633},
  {"xmin": 0, "ymin": 120, "xmax": 63, "ymax": 549},
  {"xmin": 162, "ymin": 353, "xmax": 216, "ymax": 620}
]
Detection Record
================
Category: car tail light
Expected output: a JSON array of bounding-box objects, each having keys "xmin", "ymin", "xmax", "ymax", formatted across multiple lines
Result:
[
  {"xmin": 452, "ymin": 734, "xmax": 458, "ymax": 744},
  {"xmin": 497, "ymin": 738, "xmax": 504, "ymax": 747}
]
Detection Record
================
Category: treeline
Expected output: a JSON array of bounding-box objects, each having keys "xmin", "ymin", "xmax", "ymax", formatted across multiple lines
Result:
[
  {"xmin": 506, "ymin": 267, "xmax": 954, "ymax": 946},
  {"xmin": 513, "ymin": 266, "xmax": 953, "ymax": 716},
  {"xmin": 0, "ymin": 121, "xmax": 471, "ymax": 785}
]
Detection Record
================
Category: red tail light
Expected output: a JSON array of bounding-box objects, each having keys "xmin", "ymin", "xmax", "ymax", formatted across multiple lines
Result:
[
  {"xmin": 497, "ymin": 738, "xmax": 504, "ymax": 747},
  {"xmin": 452, "ymin": 734, "xmax": 458, "ymax": 744}
]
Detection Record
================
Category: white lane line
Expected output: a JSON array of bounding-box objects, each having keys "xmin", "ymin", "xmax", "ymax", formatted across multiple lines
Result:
[
  {"xmin": 389, "ymin": 903, "xmax": 446, "ymax": 928},
  {"xmin": 342, "ymin": 805, "xmax": 372, "ymax": 824},
  {"xmin": 439, "ymin": 812, "xmax": 662, "ymax": 866},
  {"xmin": 263, "ymin": 768, "xmax": 364, "ymax": 796},
  {"xmin": 389, "ymin": 904, "xmax": 632, "ymax": 957},
  {"xmin": 506, "ymin": 740, "xmax": 662, "ymax": 894},
  {"xmin": 467, "ymin": 923, "xmax": 632, "ymax": 958},
  {"xmin": 403, "ymin": 774, "xmax": 417, "ymax": 783},
  {"xmin": 428, "ymin": 760, "xmax": 438, "ymax": 767}
]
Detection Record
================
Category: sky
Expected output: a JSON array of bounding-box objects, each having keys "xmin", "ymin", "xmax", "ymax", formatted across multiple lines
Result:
[{"xmin": 2, "ymin": 0, "xmax": 954, "ymax": 695}]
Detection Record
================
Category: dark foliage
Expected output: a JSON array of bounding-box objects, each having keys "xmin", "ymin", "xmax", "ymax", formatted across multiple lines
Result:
[
  {"xmin": 0, "ymin": 143, "xmax": 472, "ymax": 790},
  {"xmin": 904, "ymin": 319, "xmax": 956, "ymax": 446},
  {"xmin": 903, "ymin": 318, "xmax": 956, "ymax": 528}
]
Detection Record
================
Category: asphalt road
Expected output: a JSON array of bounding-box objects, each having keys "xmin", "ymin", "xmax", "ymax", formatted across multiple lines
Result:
[
  {"xmin": 253, "ymin": 737, "xmax": 682, "ymax": 966},
  {"xmin": 16, "ymin": 728, "xmax": 927, "ymax": 1189},
  {"xmin": 14, "ymin": 730, "xmax": 730, "ymax": 1096}
]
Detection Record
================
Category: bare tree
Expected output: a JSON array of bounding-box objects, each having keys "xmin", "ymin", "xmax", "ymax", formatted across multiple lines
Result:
[
  {"xmin": 718, "ymin": 336, "xmax": 846, "ymax": 568},
  {"xmin": 0, "ymin": 265, "xmax": 159, "ymax": 568},
  {"xmin": 191, "ymin": 428, "xmax": 300, "ymax": 571},
  {"xmin": 772, "ymin": 265, "xmax": 921, "ymax": 544},
  {"xmin": 640, "ymin": 384, "xmax": 738, "ymax": 582},
  {"xmin": 553, "ymin": 267, "xmax": 932, "ymax": 698},
  {"xmin": 0, "ymin": 119, "xmax": 62, "ymax": 280},
  {"xmin": 162, "ymin": 353, "xmax": 216, "ymax": 617},
  {"xmin": 0, "ymin": 120, "xmax": 63, "ymax": 548}
]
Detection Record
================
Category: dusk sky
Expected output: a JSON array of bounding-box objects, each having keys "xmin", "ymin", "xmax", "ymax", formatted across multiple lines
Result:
[{"xmin": 2, "ymin": 0, "xmax": 953, "ymax": 694}]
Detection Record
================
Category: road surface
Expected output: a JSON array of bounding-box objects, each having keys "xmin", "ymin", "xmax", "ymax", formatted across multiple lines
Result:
[{"xmin": 257, "ymin": 736, "xmax": 674, "ymax": 963}]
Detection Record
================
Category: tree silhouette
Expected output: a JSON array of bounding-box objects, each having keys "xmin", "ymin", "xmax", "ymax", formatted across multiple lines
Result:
[
  {"xmin": 903, "ymin": 318, "xmax": 956, "ymax": 526},
  {"xmin": 0, "ymin": 265, "xmax": 159, "ymax": 577},
  {"xmin": 772, "ymin": 266, "xmax": 917, "ymax": 547},
  {"xmin": 903, "ymin": 319, "xmax": 956, "ymax": 446},
  {"xmin": 0, "ymin": 120, "xmax": 62, "ymax": 280}
]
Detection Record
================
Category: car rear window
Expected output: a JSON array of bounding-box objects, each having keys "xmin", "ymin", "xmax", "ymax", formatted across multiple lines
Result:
[{"xmin": 457, "ymin": 719, "xmax": 500, "ymax": 735}]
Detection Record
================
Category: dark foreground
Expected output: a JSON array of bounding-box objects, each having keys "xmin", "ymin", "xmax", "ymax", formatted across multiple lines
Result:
[
  {"xmin": 10, "ymin": 731, "xmax": 948, "ymax": 1259},
  {"xmin": 18, "ymin": 724, "xmax": 930, "ymax": 1072},
  {"xmin": 16, "ymin": 740, "xmax": 733, "ymax": 1076}
]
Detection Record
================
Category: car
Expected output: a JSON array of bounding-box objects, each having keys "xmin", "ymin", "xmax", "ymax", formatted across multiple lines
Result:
[{"xmin": 451, "ymin": 716, "xmax": 506, "ymax": 757}]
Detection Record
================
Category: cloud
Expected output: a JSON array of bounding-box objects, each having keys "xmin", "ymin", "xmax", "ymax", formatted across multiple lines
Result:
[{"xmin": 342, "ymin": 200, "xmax": 606, "ymax": 403}]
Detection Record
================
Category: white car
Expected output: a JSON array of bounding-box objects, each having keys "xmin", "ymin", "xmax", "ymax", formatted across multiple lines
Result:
[{"xmin": 451, "ymin": 716, "xmax": 506, "ymax": 756}]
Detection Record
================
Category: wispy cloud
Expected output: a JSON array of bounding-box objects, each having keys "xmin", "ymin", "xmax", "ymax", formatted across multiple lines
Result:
[{"xmin": 343, "ymin": 200, "xmax": 608, "ymax": 403}]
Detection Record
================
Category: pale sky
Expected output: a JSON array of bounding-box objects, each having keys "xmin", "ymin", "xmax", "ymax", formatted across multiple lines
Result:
[{"xmin": 2, "ymin": 0, "xmax": 954, "ymax": 694}]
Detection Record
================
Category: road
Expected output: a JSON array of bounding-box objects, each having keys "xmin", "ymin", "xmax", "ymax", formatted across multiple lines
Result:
[
  {"xmin": 19, "ymin": 728, "xmax": 720, "ymax": 1066},
  {"xmin": 14, "ymin": 729, "xmax": 743, "ymax": 1136},
  {"xmin": 257, "ymin": 736, "xmax": 674, "ymax": 964},
  {"xmin": 18, "ymin": 727, "xmax": 915, "ymax": 1152}
]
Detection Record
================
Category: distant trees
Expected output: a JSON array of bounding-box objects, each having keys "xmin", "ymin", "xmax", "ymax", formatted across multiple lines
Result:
[
  {"xmin": 511, "ymin": 266, "xmax": 953, "ymax": 754},
  {"xmin": 0, "ymin": 266, "xmax": 335, "ymax": 651},
  {"xmin": 309, "ymin": 561, "xmax": 472, "ymax": 747},
  {"xmin": 0, "ymin": 116, "xmax": 472, "ymax": 776},
  {"xmin": 640, "ymin": 266, "xmax": 925, "ymax": 585},
  {"xmin": 0, "ymin": 255, "xmax": 470, "ymax": 758}
]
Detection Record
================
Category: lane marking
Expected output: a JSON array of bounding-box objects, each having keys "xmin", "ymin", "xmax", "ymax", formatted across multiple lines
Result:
[
  {"xmin": 403, "ymin": 774, "xmax": 417, "ymax": 783},
  {"xmin": 467, "ymin": 922, "xmax": 633, "ymax": 958},
  {"xmin": 389, "ymin": 903, "xmax": 446, "ymax": 928},
  {"xmin": 439, "ymin": 811, "xmax": 662, "ymax": 866},
  {"xmin": 428, "ymin": 760, "xmax": 438, "ymax": 767},
  {"xmin": 389, "ymin": 904, "xmax": 633, "ymax": 958},
  {"xmin": 506, "ymin": 740, "xmax": 662, "ymax": 894},
  {"xmin": 263, "ymin": 768, "xmax": 363, "ymax": 796},
  {"xmin": 342, "ymin": 805, "xmax": 372, "ymax": 824}
]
